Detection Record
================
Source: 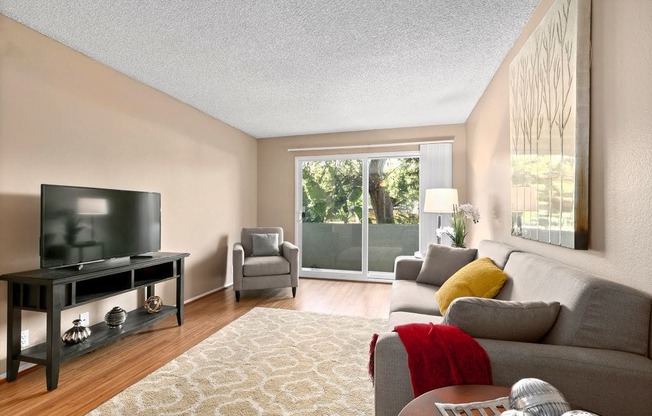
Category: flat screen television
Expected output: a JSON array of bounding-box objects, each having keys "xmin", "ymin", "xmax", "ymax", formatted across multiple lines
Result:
[{"xmin": 40, "ymin": 184, "xmax": 161, "ymax": 269}]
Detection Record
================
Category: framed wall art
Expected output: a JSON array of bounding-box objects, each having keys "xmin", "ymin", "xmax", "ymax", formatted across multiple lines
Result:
[{"xmin": 510, "ymin": 0, "xmax": 591, "ymax": 249}]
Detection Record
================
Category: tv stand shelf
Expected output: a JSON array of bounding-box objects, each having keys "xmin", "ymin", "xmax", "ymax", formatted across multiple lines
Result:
[{"xmin": 0, "ymin": 252, "xmax": 189, "ymax": 390}]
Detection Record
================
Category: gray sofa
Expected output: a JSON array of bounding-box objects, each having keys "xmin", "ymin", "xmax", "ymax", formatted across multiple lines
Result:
[{"xmin": 373, "ymin": 240, "xmax": 652, "ymax": 416}]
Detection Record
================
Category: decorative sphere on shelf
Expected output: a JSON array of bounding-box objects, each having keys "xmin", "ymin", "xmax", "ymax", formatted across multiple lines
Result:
[
  {"xmin": 61, "ymin": 319, "xmax": 91, "ymax": 345},
  {"xmin": 509, "ymin": 378, "xmax": 571, "ymax": 416},
  {"xmin": 104, "ymin": 306, "xmax": 128, "ymax": 328},
  {"xmin": 144, "ymin": 295, "xmax": 163, "ymax": 313}
]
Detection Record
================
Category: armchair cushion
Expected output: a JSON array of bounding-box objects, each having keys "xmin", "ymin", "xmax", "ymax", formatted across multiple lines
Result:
[
  {"xmin": 251, "ymin": 233, "xmax": 280, "ymax": 256},
  {"xmin": 241, "ymin": 227, "xmax": 284, "ymax": 257},
  {"xmin": 243, "ymin": 255, "xmax": 290, "ymax": 277}
]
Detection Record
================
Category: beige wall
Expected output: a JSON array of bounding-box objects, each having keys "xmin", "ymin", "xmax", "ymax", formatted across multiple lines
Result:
[
  {"xmin": 257, "ymin": 124, "xmax": 467, "ymax": 243},
  {"xmin": 0, "ymin": 16, "xmax": 257, "ymax": 371},
  {"xmin": 466, "ymin": 0, "xmax": 652, "ymax": 295}
]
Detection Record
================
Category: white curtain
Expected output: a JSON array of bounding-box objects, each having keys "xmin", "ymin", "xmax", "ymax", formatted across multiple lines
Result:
[{"xmin": 419, "ymin": 142, "xmax": 453, "ymax": 252}]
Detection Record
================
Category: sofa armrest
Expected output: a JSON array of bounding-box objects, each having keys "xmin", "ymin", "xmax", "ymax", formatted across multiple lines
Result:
[
  {"xmin": 374, "ymin": 331, "xmax": 652, "ymax": 416},
  {"xmin": 373, "ymin": 332, "xmax": 415, "ymax": 416},
  {"xmin": 394, "ymin": 255, "xmax": 423, "ymax": 281},
  {"xmin": 478, "ymin": 339, "xmax": 652, "ymax": 416},
  {"xmin": 282, "ymin": 241, "xmax": 299, "ymax": 287},
  {"xmin": 232, "ymin": 242, "xmax": 245, "ymax": 290}
]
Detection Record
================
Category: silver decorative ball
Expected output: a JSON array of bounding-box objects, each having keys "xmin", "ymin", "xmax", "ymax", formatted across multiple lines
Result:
[{"xmin": 509, "ymin": 378, "xmax": 571, "ymax": 416}]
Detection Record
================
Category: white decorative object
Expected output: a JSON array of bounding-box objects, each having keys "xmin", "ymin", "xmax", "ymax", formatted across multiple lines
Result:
[{"xmin": 435, "ymin": 396, "xmax": 510, "ymax": 416}]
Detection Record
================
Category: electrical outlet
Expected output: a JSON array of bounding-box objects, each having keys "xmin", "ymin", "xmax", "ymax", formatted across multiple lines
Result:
[
  {"xmin": 20, "ymin": 330, "xmax": 29, "ymax": 348},
  {"xmin": 79, "ymin": 312, "xmax": 90, "ymax": 327}
]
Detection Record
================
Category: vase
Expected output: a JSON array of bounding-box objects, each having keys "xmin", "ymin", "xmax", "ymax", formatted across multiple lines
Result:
[
  {"xmin": 104, "ymin": 306, "xmax": 128, "ymax": 328},
  {"xmin": 61, "ymin": 319, "xmax": 91, "ymax": 345}
]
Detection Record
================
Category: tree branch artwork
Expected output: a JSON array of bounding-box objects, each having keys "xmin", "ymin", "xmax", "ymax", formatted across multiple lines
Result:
[{"xmin": 509, "ymin": 0, "xmax": 590, "ymax": 249}]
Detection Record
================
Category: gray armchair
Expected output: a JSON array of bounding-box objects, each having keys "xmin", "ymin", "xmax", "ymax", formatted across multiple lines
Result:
[{"xmin": 232, "ymin": 227, "xmax": 299, "ymax": 302}]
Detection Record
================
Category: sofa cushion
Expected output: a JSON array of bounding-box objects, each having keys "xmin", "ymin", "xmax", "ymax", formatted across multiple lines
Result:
[
  {"xmin": 476, "ymin": 240, "xmax": 517, "ymax": 269},
  {"xmin": 389, "ymin": 311, "xmax": 445, "ymax": 328},
  {"xmin": 416, "ymin": 244, "xmax": 477, "ymax": 286},
  {"xmin": 251, "ymin": 233, "xmax": 280, "ymax": 256},
  {"xmin": 443, "ymin": 297, "xmax": 561, "ymax": 342},
  {"xmin": 435, "ymin": 257, "xmax": 507, "ymax": 315},
  {"xmin": 243, "ymin": 255, "xmax": 290, "ymax": 276},
  {"xmin": 390, "ymin": 280, "xmax": 442, "ymax": 316}
]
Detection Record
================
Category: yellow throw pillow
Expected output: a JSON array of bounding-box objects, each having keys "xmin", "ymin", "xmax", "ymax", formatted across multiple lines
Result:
[{"xmin": 435, "ymin": 257, "xmax": 507, "ymax": 315}]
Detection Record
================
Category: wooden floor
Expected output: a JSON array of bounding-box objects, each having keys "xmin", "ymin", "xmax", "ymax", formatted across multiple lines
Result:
[{"xmin": 0, "ymin": 278, "xmax": 391, "ymax": 416}]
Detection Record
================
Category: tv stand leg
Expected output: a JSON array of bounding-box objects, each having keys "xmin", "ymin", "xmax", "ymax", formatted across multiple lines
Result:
[
  {"xmin": 176, "ymin": 260, "xmax": 184, "ymax": 326},
  {"xmin": 6, "ymin": 283, "xmax": 21, "ymax": 382},
  {"xmin": 45, "ymin": 285, "xmax": 63, "ymax": 391},
  {"xmin": 46, "ymin": 363, "xmax": 60, "ymax": 391}
]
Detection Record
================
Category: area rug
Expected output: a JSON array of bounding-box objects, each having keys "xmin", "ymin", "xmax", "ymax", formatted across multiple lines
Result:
[{"xmin": 87, "ymin": 307, "xmax": 386, "ymax": 415}]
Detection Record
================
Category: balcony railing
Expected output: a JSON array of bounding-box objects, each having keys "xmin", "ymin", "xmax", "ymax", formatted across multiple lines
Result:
[{"xmin": 301, "ymin": 223, "xmax": 418, "ymax": 274}]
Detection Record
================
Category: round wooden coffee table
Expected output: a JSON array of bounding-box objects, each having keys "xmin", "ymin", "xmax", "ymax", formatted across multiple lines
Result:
[{"xmin": 399, "ymin": 385, "xmax": 511, "ymax": 416}]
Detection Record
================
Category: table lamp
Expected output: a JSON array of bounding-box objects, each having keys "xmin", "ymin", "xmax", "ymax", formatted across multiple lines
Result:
[{"xmin": 423, "ymin": 188, "xmax": 459, "ymax": 244}]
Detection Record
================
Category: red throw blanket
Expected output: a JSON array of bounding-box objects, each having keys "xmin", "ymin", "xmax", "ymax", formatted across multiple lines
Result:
[{"xmin": 376, "ymin": 323, "xmax": 492, "ymax": 397}]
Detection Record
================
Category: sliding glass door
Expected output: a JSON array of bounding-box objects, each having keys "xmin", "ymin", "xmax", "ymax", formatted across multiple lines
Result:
[
  {"xmin": 297, "ymin": 152, "xmax": 419, "ymax": 280},
  {"xmin": 367, "ymin": 156, "xmax": 419, "ymax": 275},
  {"xmin": 300, "ymin": 159, "xmax": 363, "ymax": 273}
]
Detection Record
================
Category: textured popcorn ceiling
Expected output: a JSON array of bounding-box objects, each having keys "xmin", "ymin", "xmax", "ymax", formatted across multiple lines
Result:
[{"xmin": 1, "ymin": 1, "xmax": 539, "ymax": 138}]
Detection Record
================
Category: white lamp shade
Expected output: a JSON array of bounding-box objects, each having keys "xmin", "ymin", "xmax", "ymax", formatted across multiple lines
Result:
[{"xmin": 423, "ymin": 188, "xmax": 458, "ymax": 213}]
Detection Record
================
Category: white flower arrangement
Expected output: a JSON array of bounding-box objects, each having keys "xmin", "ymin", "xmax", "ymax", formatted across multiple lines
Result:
[{"xmin": 439, "ymin": 203, "xmax": 480, "ymax": 248}]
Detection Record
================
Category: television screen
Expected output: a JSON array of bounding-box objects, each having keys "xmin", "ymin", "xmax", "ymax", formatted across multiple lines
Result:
[{"xmin": 40, "ymin": 184, "xmax": 161, "ymax": 268}]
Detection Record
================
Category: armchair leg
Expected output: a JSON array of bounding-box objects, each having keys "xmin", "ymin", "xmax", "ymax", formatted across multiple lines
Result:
[
  {"xmin": 235, "ymin": 291, "xmax": 240, "ymax": 302},
  {"xmin": 292, "ymin": 287, "xmax": 297, "ymax": 298}
]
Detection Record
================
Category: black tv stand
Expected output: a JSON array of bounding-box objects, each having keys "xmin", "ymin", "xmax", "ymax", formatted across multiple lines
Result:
[{"xmin": 0, "ymin": 252, "xmax": 189, "ymax": 390}]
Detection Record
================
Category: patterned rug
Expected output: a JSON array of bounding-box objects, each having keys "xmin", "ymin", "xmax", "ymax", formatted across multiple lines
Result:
[{"xmin": 87, "ymin": 307, "xmax": 386, "ymax": 415}]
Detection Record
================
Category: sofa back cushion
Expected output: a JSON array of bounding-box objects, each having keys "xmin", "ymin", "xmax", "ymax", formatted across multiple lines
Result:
[
  {"xmin": 500, "ymin": 252, "xmax": 651, "ymax": 356},
  {"xmin": 477, "ymin": 240, "xmax": 517, "ymax": 269},
  {"xmin": 416, "ymin": 244, "xmax": 477, "ymax": 286}
]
